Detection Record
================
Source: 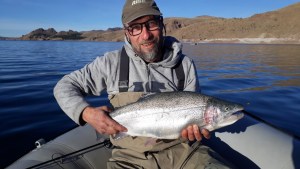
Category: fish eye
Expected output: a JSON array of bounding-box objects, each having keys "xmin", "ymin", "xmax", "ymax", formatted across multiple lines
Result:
[{"xmin": 225, "ymin": 107, "xmax": 230, "ymax": 111}]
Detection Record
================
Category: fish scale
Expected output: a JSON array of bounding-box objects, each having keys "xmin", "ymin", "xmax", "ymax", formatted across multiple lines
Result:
[{"xmin": 111, "ymin": 91, "xmax": 244, "ymax": 139}]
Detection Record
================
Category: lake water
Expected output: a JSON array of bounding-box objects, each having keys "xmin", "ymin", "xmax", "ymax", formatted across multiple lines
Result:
[{"xmin": 0, "ymin": 40, "xmax": 299, "ymax": 168}]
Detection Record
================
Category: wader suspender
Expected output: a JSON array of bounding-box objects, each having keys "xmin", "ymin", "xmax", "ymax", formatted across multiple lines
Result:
[
  {"xmin": 118, "ymin": 47, "xmax": 130, "ymax": 92},
  {"xmin": 118, "ymin": 47, "xmax": 185, "ymax": 92},
  {"xmin": 173, "ymin": 56, "xmax": 185, "ymax": 91}
]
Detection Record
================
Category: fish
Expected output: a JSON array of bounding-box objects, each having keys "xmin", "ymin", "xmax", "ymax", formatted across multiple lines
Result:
[{"xmin": 110, "ymin": 91, "xmax": 244, "ymax": 139}]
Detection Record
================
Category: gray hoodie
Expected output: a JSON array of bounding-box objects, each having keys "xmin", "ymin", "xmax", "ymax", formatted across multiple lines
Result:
[{"xmin": 54, "ymin": 36, "xmax": 199, "ymax": 125}]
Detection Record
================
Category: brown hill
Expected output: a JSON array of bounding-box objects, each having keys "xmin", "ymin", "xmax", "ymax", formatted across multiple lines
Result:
[
  {"xmin": 163, "ymin": 2, "xmax": 300, "ymax": 43},
  {"xmin": 80, "ymin": 28, "xmax": 123, "ymax": 42},
  {"xmin": 20, "ymin": 2, "xmax": 300, "ymax": 43}
]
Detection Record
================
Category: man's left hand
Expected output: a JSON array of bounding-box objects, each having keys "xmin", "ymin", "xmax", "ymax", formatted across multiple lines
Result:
[{"xmin": 181, "ymin": 124, "xmax": 210, "ymax": 141}]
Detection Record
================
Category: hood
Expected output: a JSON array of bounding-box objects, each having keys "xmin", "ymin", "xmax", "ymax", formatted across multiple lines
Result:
[{"xmin": 124, "ymin": 36, "xmax": 183, "ymax": 68}]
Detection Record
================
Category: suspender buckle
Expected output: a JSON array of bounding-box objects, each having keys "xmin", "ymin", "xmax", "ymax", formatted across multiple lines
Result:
[
  {"xmin": 119, "ymin": 80, "xmax": 128, "ymax": 88},
  {"xmin": 119, "ymin": 80, "xmax": 129, "ymax": 92}
]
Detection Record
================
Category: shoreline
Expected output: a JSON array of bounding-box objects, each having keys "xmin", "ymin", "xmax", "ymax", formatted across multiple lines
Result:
[
  {"xmin": 185, "ymin": 38, "xmax": 300, "ymax": 45},
  {"xmin": 2, "ymin": 37, "xmax": 300, "ymax": 45}
]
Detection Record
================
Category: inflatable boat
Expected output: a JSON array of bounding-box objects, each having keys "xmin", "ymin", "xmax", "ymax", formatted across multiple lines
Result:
[{"xmin": 6, "ymin": 113, "xmax": 300, "ymax": 169}]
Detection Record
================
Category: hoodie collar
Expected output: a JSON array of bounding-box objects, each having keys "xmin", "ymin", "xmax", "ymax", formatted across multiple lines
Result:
[{"xmin": 124, "ymin": 36, "xmax": 182, "ymax": 68}]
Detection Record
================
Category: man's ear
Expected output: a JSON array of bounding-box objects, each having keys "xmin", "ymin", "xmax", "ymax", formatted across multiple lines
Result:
[
  {"xmin": 125, "ymin": 32, "xmax": 131, "ymax": 44},
  {"xmin": 160, "ymin": 16, "xmax": 166, "ymax": 36}
]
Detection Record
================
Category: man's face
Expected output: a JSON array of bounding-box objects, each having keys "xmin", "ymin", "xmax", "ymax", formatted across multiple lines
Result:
[{"xmin": 125, "ymin": 15, "xmax": 163, "ymax": 63}]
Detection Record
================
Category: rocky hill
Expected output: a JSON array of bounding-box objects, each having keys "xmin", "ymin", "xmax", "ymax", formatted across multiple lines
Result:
[
  {"xmin": 19, "ymin": 2, "xmax": 300, "ymax": 43},
  {"xmin": 20, "ymin": 28, "xmax": 83, "ymax": 40}
]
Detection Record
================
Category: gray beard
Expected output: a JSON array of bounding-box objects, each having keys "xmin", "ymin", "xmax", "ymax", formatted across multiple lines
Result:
[{"xmin": 138, "ymin": 44, "xmax": 160, "ymax": 62}]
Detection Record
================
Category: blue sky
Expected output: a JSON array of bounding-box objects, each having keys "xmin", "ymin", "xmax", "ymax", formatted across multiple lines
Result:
[{"xmin": 0, "ymin": 0, "xmax": 299, "ymax": 37}]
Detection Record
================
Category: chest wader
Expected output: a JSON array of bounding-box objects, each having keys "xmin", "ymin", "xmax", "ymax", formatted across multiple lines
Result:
[{"xmin": 107, "ymin": 48, "xmax": 231, "ymax": 169}]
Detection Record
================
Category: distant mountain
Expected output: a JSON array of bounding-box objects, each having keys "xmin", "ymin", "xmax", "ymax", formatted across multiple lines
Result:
[
  {"xmin": 20, "ymin": 28, "xmax": 83, "ymax": 40},
  {"xmin": 19, "ymin": 2, "xmax": 300, "ymax": 43},
  {"xmin": 0, "ymin": 36, "xmax": 19, "ymax": 40}
]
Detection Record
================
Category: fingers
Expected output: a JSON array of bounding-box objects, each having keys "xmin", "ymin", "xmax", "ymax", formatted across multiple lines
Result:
[
  {"xmin": 181, "ymin": 125, "xmax": 211, "ymax": 141},
  {"xmin": 193, "ymin": 125, "xmax": 201, "ymax": 141},
  {"xmin": 83, "ymin": 106, "xmax": 127, "ymax": 135},
  {"xmin": 181, "ymin": 125, "xmax": 199, "ymax": 141},
  {"xmin": 104, "ymin": 116, "xmax": 127, "ymax": 133},
  {"xmin": 200, "ymin": 128, "xmax": 211, "ymax": 139},
  {"xmin": 181, "ymin": 129, "xmax": 188, "ymax": 140},
  {"xmin": 99, "ymin": 123, "xmax": 121, "ymax": 135},
  {"xmin": 98, "ymin": 113, "xmax": 127, "ymax": 135},
  {"xmin": 187, "ymin": 125, "xmax": 195, "ymax": 141}
]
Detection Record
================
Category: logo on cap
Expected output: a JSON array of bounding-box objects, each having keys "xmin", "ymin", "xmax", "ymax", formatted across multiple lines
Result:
[{"xmin": 132, "ymin": 0, "xmax": 146, "ymax": 6}]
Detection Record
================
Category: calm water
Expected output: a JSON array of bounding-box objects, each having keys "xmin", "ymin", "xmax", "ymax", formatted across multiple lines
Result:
[{"xmin": 0, "ymin": 41, "xmax": 299, "ymax": 167}]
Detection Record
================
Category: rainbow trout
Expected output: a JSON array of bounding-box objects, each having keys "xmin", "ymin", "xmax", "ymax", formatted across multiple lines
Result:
[{"xmin": 111, "ymin": 91, "xmax": 244, "ymax": 139}]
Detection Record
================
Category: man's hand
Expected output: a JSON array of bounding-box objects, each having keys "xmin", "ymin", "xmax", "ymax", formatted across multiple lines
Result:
[
  {"xmin": 181, "ymin": 124, "xmax": 210, "ymax": 141},
  {"xmin": 82, "ymin": 106, "xmax": 127, "ymax": 135}
]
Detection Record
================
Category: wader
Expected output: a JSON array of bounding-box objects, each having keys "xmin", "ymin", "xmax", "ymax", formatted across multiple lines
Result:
[
  {"xmin": 106, "ymin": 48, "xmax": 231, "ymax": 169},
  {"xmin": 107, "ymin": 92, "xmax": 231, "ymax": 169}
]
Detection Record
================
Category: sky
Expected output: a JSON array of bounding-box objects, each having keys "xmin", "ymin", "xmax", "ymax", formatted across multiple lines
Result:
[{"xmin": 0, "ymin": 0, "xmax": 299, "ymax": 37}]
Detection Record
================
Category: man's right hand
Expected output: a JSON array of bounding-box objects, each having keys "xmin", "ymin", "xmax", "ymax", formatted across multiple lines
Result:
[{"xmin": 82, "ymin": 106, "xmax": 127, "ymax": 135}]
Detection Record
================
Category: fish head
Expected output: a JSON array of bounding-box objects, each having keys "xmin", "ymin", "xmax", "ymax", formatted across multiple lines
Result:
[{"xmin": 204, "ymin": 97, "xmax": 244, "ymax": 131}]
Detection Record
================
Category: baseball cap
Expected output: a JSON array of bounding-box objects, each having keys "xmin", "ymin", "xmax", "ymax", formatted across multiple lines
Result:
[{"xmin": 122, "ymin": 0, "xmax": 162, "ymax": 25}]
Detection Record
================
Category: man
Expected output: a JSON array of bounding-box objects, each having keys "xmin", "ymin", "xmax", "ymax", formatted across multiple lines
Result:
[{"xmin": 54, "ymin": 0, "xmax": 230, "ymax": 168}]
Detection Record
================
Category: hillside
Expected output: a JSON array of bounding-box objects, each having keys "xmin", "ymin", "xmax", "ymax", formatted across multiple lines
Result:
[
  {"xmin": 163, "ymin": 2, "xmax": 300, "ymax": 43},
  {"xmin": 19, "ymin": 2, "xmax": 300, "ymax": 43}
]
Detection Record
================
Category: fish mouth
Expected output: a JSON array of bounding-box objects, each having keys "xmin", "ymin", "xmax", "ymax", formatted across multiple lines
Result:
[
  {"xmin": 224, "ymin": 110, "xmax": 244, "ymax": 122},
  {"xmin": 231, "ymin": 111, "xmax": 244, "ymax": 119},
  {"xmin": 220, "ymin": 105, "xmax": 244, "ymax": 123},
  {"xmin": 229, "ymin": 105, "xmax": 244, "ymax": 117}
]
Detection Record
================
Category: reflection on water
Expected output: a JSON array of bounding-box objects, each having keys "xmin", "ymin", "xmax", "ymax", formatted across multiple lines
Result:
[
  {"xmin": 0, "ymin": 41, "xmax": 123, "ymax": 167},
  {"xmin": 0, "ymin": 41, "xmax": 299, "ymax": 167},
  {"xmin": 183, "ymin": 43, "xmax": 300, "ymax": 137},
  {"xmin": 184, "ymin": 43, "xmax": 300, "ymax": 90}
]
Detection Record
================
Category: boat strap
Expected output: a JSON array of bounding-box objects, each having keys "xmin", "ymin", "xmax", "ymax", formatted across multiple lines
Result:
[{"xmin": 118, "ymin": 47, "xmax": 185, "ymax": 92}]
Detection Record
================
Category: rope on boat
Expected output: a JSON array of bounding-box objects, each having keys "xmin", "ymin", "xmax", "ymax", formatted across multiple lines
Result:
[{"xmin": 26, "ymin": 138, "xmax": 113, "ymax": 169}]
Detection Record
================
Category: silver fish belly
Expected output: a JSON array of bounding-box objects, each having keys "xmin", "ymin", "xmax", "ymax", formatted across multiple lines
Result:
[{"xmin": 110, "ymin": 91, "xmax": 244, "ymax": 139}]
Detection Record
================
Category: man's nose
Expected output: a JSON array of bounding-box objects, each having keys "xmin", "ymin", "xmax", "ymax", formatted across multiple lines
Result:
[{"xmin": 140, "ymin": 25, "xmax": 151, "ymax": 40}]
